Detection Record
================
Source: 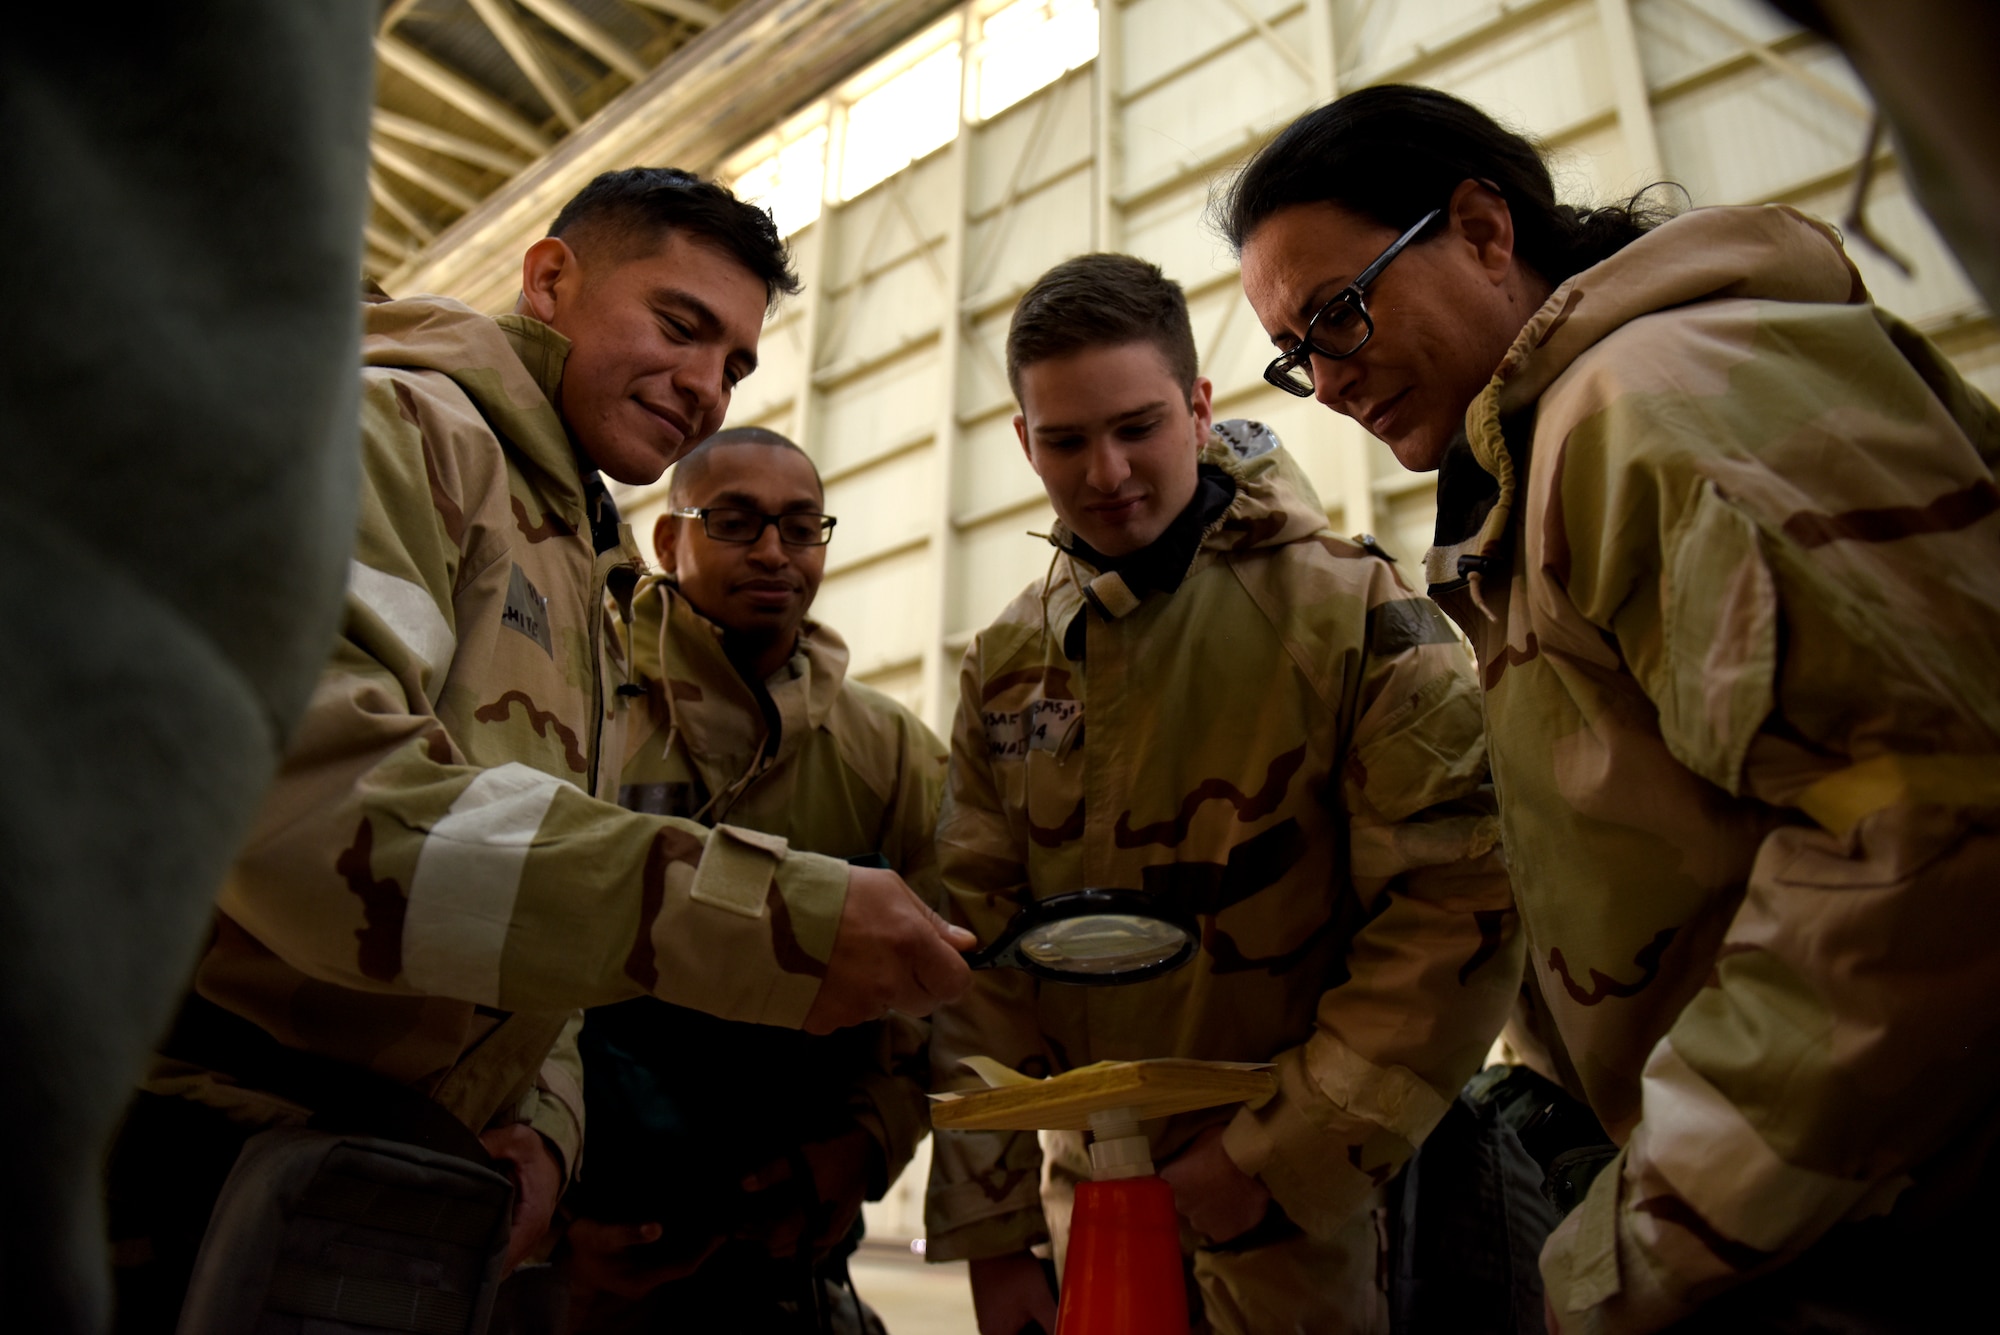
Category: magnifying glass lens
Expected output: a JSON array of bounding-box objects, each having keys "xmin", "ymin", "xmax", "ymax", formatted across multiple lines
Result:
[{"xmin": 1017, "ymin": 913, "xmax": 1192, "ymax": 974}]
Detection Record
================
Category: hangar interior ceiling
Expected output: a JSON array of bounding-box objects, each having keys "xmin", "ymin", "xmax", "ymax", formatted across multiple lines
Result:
[
  {"xmin": 372, "ymin": 0, "xmax": 1998, "ymax": 733},
  {"xmin": 368, "ymin": 0, "xmax": 730, "ymax": 276}
]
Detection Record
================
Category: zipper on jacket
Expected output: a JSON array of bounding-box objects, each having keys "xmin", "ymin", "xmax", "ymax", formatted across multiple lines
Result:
[{"xmin": 587, "ymin": 555, "xmax": 640, "ymax": 801}]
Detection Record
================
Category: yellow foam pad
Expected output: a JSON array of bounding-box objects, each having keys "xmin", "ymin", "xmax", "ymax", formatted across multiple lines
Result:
[{"xmin": 929, "ymin": 1058, "xmax": 1276, "ymax": 1131}]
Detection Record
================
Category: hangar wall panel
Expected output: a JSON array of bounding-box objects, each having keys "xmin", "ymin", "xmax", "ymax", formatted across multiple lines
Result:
[
  {"xmin": 955, "ymin": 412, "xmax": 1044, "ymax": 520},
  {"xmin": 824, "ymin": 446, "xmax": 938, "ymax": 568},
  {"xmin": 952, "ymin": 501, "xmax": 1063, "ymax": 641},
  {"xmin": 817, "ymin": 347, "xmax": 944, "ymax": 475},
  {"xmin": 811, "ymin": 546, "xmax": 933, "ymax": 676}
]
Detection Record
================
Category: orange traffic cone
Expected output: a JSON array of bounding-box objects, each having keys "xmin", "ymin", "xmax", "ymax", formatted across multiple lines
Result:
[
  {"xmin": 1055, "ymin": 1174, "xmax": 1189, "ymax": 1334},
  {"xmin": 1054, "ymin": 1109, "xmax": 1191, "ymax": 1335},
  {"xmin": 928, "ymin": 1060, "xmax": 1276, "ymax": 1335}
]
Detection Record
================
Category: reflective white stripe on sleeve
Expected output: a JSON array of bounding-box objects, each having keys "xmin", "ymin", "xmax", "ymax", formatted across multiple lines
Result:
[
  {"xmin": 404, "ymin": 762, "xmax": 567, "ymax": 1006},
  {"xmin": 349, "ymin": 559, "xmax": 455, "ymax": 673}
]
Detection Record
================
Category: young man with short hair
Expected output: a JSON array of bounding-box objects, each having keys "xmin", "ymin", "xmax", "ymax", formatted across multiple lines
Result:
[
  {"xmin": 562, "ymin": 426, "xmax": 946, "ymax": 1331},
  {"xmin": 923, "ymin": 254, "xmax": 1520, "ymax": 1334},
  {"xmin": 109, "ymin": 169, "xmax": 972, "ymax": 1328}
]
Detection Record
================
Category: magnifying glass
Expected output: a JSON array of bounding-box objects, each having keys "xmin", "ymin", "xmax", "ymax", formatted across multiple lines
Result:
[{"xmin": 962, "ymin": 889, "xmax": 1199, "ymax": 986}]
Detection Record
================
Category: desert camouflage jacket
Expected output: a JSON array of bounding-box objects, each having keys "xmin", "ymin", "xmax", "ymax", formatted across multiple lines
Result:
[
  {"xmin": 1424, "ymin": 205, "xmax": 2000, "ymax": 1332},
  {"xmin": 609, "ymin": 575, "xmax": 947, "ymax": 1188},
  {"xmin": 925, "ymin": 434, "xmax": 1520, "ymax": 1260},
  {"xmin": 172, "ymin": 296, "xmax": 850, "ymax": 1173}
]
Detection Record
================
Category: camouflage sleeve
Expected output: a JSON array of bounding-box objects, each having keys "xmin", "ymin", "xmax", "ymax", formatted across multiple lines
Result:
[
  {"xmin": 924, "ymin": 643, "xmax": 1053, "ymax": 1263},
  {"xmin": 515, "ymin": 1010, "xmax": 585, "ymax": 1184},
  {"xmin": 1538, "ymin": 332, "xmax": 2000, "ymax": 1332},
  {"xmin": 1222, "ymin": 566, "xmax": 1520, "ymax": 1240},
  {"xmin": 847, "ymin": 1012, "xmax": 932, "ymax": 1198},
  {"xmin": 848, "ymin": 711, "xmax": 951, "ymax": 1191},
  {"xmin": 216, "ymin": 375, "xmax": 849, "ymax": 1027}
]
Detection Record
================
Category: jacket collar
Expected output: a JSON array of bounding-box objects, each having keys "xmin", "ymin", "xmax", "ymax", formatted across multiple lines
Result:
[
  {"xmin": 644, "ymin": 577, "xmax": 850, "ymax": 803},
  {"xmin": 1048, "ymin": 423, "xmax": 1334, "ymax": 625},
  {"xmin": 493, "ymin": 315, "xmax": 632, "ymax": 557},
  {"xmin": 1058, "ymin": 464, "xmax": 1238, "ymax": 619},
  {"xmin": 361, "ymin": 296, "xmax": 586, "ymax": 522},
  {"xmin": 496, "ymin": 313, "xmax": 571, "ymax": 409},
  {"xmin": 1428, "ymin": 204, "xmax": 1865, "ymax": 612}
]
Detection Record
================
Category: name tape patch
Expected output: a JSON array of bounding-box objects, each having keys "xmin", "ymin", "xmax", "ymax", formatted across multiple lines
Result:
[
  {"xmin": 984, "ymin": 699, "xmax": 1082, "ymax": 759},
  {"xmin": 502, "ymin": 563, "xmax": 553, "ymax": 658}
]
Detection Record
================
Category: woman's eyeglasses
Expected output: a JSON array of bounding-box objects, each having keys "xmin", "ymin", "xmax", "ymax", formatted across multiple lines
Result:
[
  {"xmin": 1262, "ymin": 207, "xmax": 1443, "ymax": 397},
  {"xmin": 670, "ymin": 506, "xmax": 838, "ymax": 547}
]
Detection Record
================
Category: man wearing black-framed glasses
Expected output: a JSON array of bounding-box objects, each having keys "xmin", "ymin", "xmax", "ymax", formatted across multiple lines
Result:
[
  {"xmin": 564, "ymin": 425, "xmax": 949, "ymax": 1332},
  {"xmin": 656, "ymin": 427, "xmax": 841, "ymax": 678},
  {"xmin": 670, "ymin": 504, "xmax": 839, "ymax": 549}
]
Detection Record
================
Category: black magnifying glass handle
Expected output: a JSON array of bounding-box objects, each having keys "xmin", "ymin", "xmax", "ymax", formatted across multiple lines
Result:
[{"xmin": 843, "ymin": 853, "xmax": 1031, "ymax": 973}]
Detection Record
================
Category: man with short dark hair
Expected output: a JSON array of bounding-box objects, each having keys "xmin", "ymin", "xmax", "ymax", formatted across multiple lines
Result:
[
  {"xmin": 924, "ymin": 253, "xmax": 1520, "ymax": 1333},
  {"xmin": 561, "ymin": 426, "xmax": 945, "ymax": 1332},
  {"xmin": 1003, "ymin": 250, "xmax": 1202, "ymax": 393},
  {"xmin": 108, "ymin": 169, "xmax": 973, "ymax": 1329}
]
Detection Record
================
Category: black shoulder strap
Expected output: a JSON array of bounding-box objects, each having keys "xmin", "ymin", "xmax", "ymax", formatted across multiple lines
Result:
[{"xmin": 159, "ymin": 993, "xmax": 493, "ymax": 1165}]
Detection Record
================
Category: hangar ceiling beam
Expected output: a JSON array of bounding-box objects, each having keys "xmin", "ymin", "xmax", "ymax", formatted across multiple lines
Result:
[
  {"xmin": 372, "ymin": 139, "xmax": 483, "ymax": 213},
  {"xmin": 467, "ymin": 0, "xmax": 584, "ymax": 129},
  {"xmin": 377, "ymin": 33, "xmax": 554, "ymax": 155},
  {"xmin": 364, "ymin": 222, "xmax": 412, "ymax": 263},
  {"xmin": 517, "ymin": 0, "xmax": 650, "ymax": 82},
  {"xmin": 372, "ymin": 108, "xmax": 532, "ymax": 175},
  {"xmin": 369, "ymin": 168, "xmax": 438, "ymax": 244},
  {"xmin": 628, "ymin": 0, "xmax": 725, "ymax": 28}
]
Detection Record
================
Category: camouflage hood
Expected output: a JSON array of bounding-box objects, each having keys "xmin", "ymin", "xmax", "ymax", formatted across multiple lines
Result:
[
  {"xmin": 632, "ymin": 575, "xmax": 852, "ymax": 822},
  {"xmin": 363, "ymin": 295, "xmax": 589, "ymax": 523},
  {"xmin": 1045, "ymin": 423, "xmax": 1333, "ymax": 626},
  {"xmin": 1427, "ymin": 204, "xmax": 1864, "ymax": 611}
]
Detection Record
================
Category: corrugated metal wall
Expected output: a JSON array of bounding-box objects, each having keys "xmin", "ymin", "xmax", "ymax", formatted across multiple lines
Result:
[{"xmin": 601, "ymin": 0, "xmax": 1995, "ymax": 746}]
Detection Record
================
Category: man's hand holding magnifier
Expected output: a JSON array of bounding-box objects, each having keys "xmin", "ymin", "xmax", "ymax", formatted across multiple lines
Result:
[{"xmin": 803, "ymin": 865, "xmax": 977, "ymax": 1034}]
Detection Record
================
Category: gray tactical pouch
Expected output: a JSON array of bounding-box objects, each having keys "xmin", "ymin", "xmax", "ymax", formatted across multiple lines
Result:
[{"xmin": 176, "ymin": 1126, "xmax": 513, "ymax": 1335}]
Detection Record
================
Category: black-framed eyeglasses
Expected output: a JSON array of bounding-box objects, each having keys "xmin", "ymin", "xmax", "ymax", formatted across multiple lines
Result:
[
  {"xmin": 670, "ymin": 506, "xmax": 838, "ymax": 547},
  {"xmin": 1263, "ymin": 207, "xmax": 1443, "ymax": 397}
]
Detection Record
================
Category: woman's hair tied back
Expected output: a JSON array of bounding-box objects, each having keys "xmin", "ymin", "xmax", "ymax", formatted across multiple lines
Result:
[{"xmin": 1217, "ymin": 83, "xmax": 1680, "ymax": 285}]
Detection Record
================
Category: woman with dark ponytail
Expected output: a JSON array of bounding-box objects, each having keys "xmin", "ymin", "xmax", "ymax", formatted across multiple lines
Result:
[
  {"xmin": 1228, "ymin": 85, "xmax": 2000, "ymax": 1334},
  {"xmin": 1225, "ymin": 84, "xmax": 1668, "ymax": 295}
]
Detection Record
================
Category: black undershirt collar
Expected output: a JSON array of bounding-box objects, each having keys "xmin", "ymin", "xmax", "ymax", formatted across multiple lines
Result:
[{"xmin": 1061, "ymin": 463, "xmax": 1237, "ymax": 659}]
